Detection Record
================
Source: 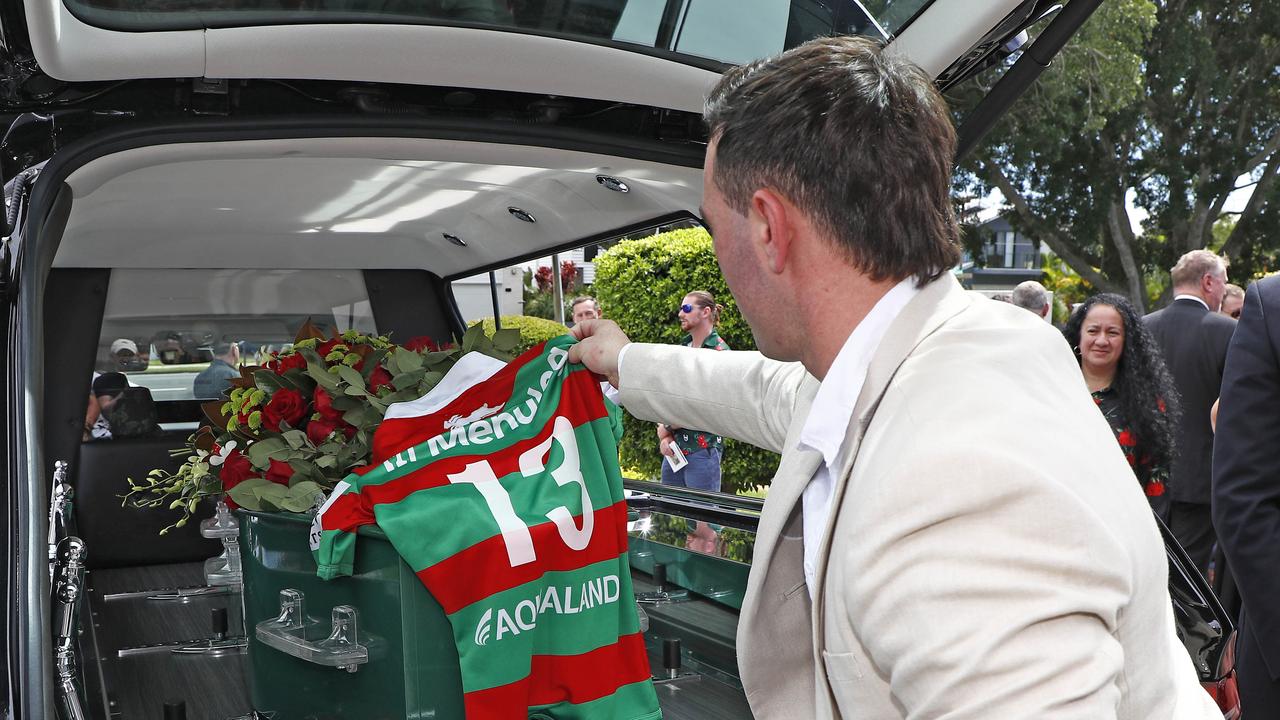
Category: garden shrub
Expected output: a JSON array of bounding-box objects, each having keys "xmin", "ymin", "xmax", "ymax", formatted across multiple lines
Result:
[
  {"xmin": 470, "ymin": 316, "xmax": 569, "ymax": 355},
  {"xmin": 593, "ymin": 227, "xmax": 781, "ymax": 494}
]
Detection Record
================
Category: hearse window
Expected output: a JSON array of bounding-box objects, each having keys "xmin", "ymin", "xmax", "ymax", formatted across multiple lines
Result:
[
  {"xmin": 64, "ymin": 0, "xmax": 915, "ymax": 63},
  {"xmin": 96, "ymin": 269, "xmax": 376, "ymax": 426}
]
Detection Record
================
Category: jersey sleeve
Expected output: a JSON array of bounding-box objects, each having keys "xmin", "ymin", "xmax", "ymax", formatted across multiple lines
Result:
[{"xmin": 312, "ymin": 478, "xmax": 373, "ymax": 580}]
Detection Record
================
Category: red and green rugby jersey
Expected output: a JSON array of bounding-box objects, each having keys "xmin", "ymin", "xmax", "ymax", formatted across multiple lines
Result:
[{"xmin": 314, "ymin": 336, "xmax": 661, "ymax": 720}]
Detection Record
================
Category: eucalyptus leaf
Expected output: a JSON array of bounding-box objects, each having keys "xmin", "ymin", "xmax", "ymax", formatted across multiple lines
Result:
[
  {"xmin": 300, "ymin": 348, "xmax": 339, "ymax": 390},
  {"xmin": 253, "ymin": 482, "xmax": 289, "ymax": 510},
  {"xmin": 461, "ymin": 323, "xmax": 485, "ymax": 353},
  {"xmin": 344, "ymin": 385, "xmax": 368, "ymax": 397},
  {"xmin": 419, "ymin": 371, "xmax": 444, "ymax": 392},
  {"xmin": 362, "ymin": 349, "xmax": 389, "ymax": 381},
  {"xmin": 380, "ymin": 389, "xmax": 421, "ymax": 405},
  {"xmin": 280, "ymin": 481, "xmax": 324, "ymax": 513},
  {"xmin": 331, "ymin": 395, "xmax": 362, "ymax": 411},
  {"xmin": 391, "ymin": 369, "xmax": 425, "ymax": 391},
  {"xmin": 246, "ymin": 438, "xmax": 288, "ymax": 468},
  {"xmin": 492, "ymin": 328, "xmax": 522, "ymax": 352},
  {"xmin": 342, "ymin": 407, "xmax": 374, "ymax": 427},
  {"xmin": 282, "ymin": 429, "xmax": 308, "ymax": 450},
  {"xmin": 253, "ymin": 370, "xmax": 286, "ymax": 393},
  {"xmin": 315, "ymin": 454, "xmax": 337, "ymax": 469},
  {"xmin": 283, "ymin": 367, "xmax": 313, "ymax": 389},
  {"xmin": 287, "ymin": 458, "xmax": 324, "ymax": 485},
  {"xmin": 227, "ymin": 478, "xmax": 274, "ymax": 511},
  {"xmin": 337, "ymin": 365, "xmax": 366, "ymax": 390},
  {"xmin": 395, "ymin": 348, "xmax": 424, "ymax": 374}
]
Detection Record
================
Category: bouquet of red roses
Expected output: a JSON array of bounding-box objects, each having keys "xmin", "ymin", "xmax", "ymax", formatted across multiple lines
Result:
[{"xmin": 125, "ymin": 321, "xmax": 520, "ymax": 532}]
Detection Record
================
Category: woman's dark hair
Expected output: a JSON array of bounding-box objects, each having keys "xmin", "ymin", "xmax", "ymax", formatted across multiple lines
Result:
[{"xmin": 1062, "ymin": 294, "xmax": 1182, "ymax": 469}]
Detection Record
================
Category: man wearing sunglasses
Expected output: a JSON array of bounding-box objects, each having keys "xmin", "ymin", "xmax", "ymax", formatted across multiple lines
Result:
[{"xmin": 657, "ymin": 292, "xmax": 730, "ymax": 491}]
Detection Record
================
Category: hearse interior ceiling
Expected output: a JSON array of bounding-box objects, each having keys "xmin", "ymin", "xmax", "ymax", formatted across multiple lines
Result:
[{"xmin": 50, "ymin": 137, "xmax": 704, "ymax": 276}]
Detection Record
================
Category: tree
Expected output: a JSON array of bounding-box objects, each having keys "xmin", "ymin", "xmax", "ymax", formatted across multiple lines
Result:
[{"xmin": 956, "ymin": 0, "xmax": 1280, "ymax": 311}]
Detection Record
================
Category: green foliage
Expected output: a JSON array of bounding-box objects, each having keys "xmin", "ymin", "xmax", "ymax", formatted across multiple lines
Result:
[
  {"xmin": 471, "ymin": 315, "xmax": 570, "ymax": 355},
  {"xmin": 593, "ymin": 227, "xmax": 781, "ymax": 494},
  {"xmin": 1041, "ymin": 254, "xmax": 1091, "ymax": 323},
  {"xmin": 955, "ymin": 0, "xmax": 1280, "ymax": 311},
  {"xmin": 523, "ymin": 291, "xmax": 571, "ymax": 321}
]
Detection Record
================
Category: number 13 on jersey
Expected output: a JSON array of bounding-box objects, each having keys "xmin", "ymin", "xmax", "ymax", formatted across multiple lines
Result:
[{"xmin": 447, "ymin": 415, "xmax": 594, "ymax": 567}]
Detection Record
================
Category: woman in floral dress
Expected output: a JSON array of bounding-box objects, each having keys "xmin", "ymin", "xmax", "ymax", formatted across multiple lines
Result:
[{"xmin": 1063, "ymin": 294, "xmax": 1181, "ymax": 520}]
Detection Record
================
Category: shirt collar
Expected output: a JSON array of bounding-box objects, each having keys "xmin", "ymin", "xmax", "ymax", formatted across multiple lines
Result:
[
  {"xmin": 1173, "ymin": 294, "xmax": 1210, "ymax": 311},
  {"xmin": 797, "ymin": 277, "xmax": 921, "ymax": 466},
  {"xmin": 682, "ymin": 330, "xmax": 721, "ymax": 349}
]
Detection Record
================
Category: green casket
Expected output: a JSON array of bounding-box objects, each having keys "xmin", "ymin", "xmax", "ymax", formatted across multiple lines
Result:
[
  {"xmin": 239, "ymin": 509, "xmax": 466, "ymax": 720},
  {"xmin": 237, "ymin": 499, "xmax": 755, "ymax": 720}
]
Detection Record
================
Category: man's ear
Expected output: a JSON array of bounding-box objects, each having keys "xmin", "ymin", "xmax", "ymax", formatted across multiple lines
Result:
[{"xmin": 750, "ymin": 188, "xmax": 793, "ymax": 274}]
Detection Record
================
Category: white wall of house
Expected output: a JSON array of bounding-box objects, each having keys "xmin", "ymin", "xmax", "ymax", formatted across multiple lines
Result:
[{"xmin": 452, "ymin": 265, "xmax": 525, "ymax": 322}]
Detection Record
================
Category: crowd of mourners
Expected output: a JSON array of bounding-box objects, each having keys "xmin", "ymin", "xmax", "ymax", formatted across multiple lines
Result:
[{"xmin": 1010, "ymin": 248, "xmax": 1279, "ymax": 712}]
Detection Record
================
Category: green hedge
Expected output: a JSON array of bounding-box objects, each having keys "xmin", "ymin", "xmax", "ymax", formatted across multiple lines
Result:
[
  {"xmin": 470, "ymin": 316, "xmax": 569, "ymax": 354},
  {"xmin": 593, "ymin": 227, "xmax": 781, "ymax": 494}
]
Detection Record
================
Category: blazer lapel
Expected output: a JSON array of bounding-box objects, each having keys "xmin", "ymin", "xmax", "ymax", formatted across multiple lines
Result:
[
  {"xmin": 808, "ymin": 275, "xmax": 974, "ymax": 656},
  {"xmin": 736, "ymin": 376, "xmax": 824, "ymax": 714}
]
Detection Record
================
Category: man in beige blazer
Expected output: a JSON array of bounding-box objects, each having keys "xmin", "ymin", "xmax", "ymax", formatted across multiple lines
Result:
[{"xmin": 569, "ymin": 37, "xmax": 1220, "ymax": 719}]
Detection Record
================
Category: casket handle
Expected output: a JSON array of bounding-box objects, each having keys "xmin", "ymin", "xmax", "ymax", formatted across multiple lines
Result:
[{"xmin": 254, "ymin": 588, "xmax": 372, "ymax": 672}]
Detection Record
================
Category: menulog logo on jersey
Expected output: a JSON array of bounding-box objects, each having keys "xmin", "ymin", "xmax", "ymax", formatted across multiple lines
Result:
[{"xmin": 474, "ymin": 573, "xmax": 621, "ymax": 646}]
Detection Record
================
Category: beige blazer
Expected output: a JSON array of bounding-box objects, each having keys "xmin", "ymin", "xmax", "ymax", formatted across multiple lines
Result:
[{"xmin": 621, "ymin": 275, "xmax": 1220, "ymax": 719}]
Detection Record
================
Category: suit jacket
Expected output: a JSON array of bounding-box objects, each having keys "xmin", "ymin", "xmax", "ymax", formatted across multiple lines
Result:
[
  {"xmin": 1212, "ymin": 275, "xmax": 1280, "ymax": 682},
  {"xmin": 621, "ymin": 275, "xmax": 1218, "ymax": 719},
  {"xmin": 1143, "ymin": 298, "xmax": 1236, "ymax": 505}
]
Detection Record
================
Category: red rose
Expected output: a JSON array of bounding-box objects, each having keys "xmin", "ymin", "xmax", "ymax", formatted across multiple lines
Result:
[
  {"xmin": 261, "ymin": 388, "xmax": 309, "ymax": 432},
  {"xmin": 352, "ymin": 356, "xmax": 396, "ymax": 394},
  {"xmin": 313, "ymin": 386, "xmax": 343, "ymax": 422},
  {"xmin": 317, "ymin": 339, "xmax": 342, "ymax": 357},
  {"xmin": 265, "ymin": 459, "xmax": 295, "ymax": 486},
  {"xmin": 368, "ymin": 365, "xmax": 394, "ymax": 393},
  {"xmin": 403, "ymin": 336, "xmax": 435, "ymax": 352},
  {"xmin": 270, "ymin": 352, "xmax": 307, "ymax": 375},
  {"xmin": 218, "ymin": 449, "xmax": 258, "ymax": 509},
  {"xmin": 307, "ymin": 416, "xmax": 341, "ymax": 445}
]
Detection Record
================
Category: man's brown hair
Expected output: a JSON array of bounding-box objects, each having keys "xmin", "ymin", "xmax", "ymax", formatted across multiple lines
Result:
[{"xmin": 703, "ymin": 36, "xmax": 961, "ymax": 284}]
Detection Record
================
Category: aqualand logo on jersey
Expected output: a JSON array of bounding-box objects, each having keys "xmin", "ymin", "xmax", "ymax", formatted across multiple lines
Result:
[{"xmin": 474, "ymin": 574, "xmax": 621, "ymax": 646}]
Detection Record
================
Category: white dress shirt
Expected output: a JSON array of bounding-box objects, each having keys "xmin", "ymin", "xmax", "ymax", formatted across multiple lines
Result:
[
  {"xmin": 1173, "ymin": 293, "xmax": 1209, "ymax": 310},
  {"xmin": 796, "ymin": 278, "xmax": 920, "ymax": 598}
]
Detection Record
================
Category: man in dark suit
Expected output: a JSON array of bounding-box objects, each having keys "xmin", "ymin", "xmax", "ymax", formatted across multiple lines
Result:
[
  {"xmin": 1212, "ymin": 274, "xmax": 1280, "ymax": 715},
  {"xmin": 1143, "ymin": 249, "xmax": 1235, "ymax": 576}
]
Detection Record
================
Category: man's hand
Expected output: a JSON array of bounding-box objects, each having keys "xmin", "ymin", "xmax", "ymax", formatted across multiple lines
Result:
[
  {"xmin": 567, "ymin": 319, "xmax": 630, "ymax": 389},
  {"xmin": 659, "ymin": 437, "xmax": 676, "ymax": 457}
]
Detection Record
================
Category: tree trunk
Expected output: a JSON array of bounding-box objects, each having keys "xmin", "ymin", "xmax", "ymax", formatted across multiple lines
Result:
[{"xmin": 1107, "ymin": 200, "xmax": 1148, "ymax": 313}]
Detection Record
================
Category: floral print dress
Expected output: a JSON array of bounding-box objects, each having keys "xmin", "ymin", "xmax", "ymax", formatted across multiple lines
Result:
[{"xmin": 1091, "ymin": 387, "xmax": 1170, "ymax": 509}]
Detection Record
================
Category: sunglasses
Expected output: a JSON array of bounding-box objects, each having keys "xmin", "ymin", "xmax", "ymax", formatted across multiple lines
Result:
[{"xmin": 680, "ymin": 304, "xmax": 696, "ymax": 313}]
